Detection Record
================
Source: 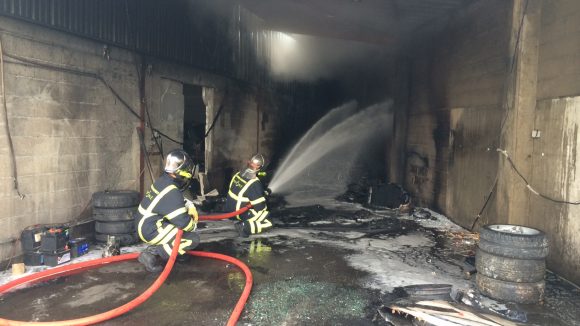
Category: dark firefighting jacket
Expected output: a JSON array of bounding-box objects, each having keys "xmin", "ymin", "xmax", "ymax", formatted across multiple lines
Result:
[
  {"xmin": 225, "ymin": 172, "xmax": 267, "ymax": 219},
  {"xmin": 136, "ymin": 174, "xmax": 195, "ymax": 242}
]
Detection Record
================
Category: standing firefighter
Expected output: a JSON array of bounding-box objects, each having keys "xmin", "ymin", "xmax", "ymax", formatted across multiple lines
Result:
[
  {"xmin": 225, "ymin": 154, "xmax": 273, "ymax": 237},
  {"xmin": 135, "ymin": 149, "xmax": 200, "ymax": 272}
]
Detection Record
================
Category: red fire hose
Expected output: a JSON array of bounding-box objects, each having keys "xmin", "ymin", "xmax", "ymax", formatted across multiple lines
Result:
[{"xmin": 0, "ymin": 206, "xmax": 252, "ymax": 326}]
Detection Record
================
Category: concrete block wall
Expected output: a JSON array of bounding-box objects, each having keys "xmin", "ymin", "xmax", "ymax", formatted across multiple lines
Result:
[
  {"xmin": 537, "ymin": 0, "xmax": 580, "ymax": 100},
  {"xmin": 0, "ymin": 17, "xmax": 141, "ymax": 259},
  {"xmin": 404, "ymin": 0, "xmax": 510, "ymax": 220},
  {"xmin": 140, "ymin": 60, "xmax": 227, "ymax": 191},
  {"xmin": 526, "ymin": 0, "xmax": 580, "ymax": 284},
  {"xmin": 0, "ymin": 16, "xmax": 281, "ymax": 264},
  {"xmin": 530, "ymin": 98, "xmax": 580, "ymax": 283},
  {"xmin": 113, "ymin": 73, "xmax": 276, "ymax": 201},
  {"xmin": 204, "ymin": 86, "xmax": 277, "ymax": 193},
  {"xmin": 137, "ymin": 59, "xmax": 278, "ymax": 196},
  {"xmin": 404, "ymin": 0, "xmax": 580, "ymax": 284}
]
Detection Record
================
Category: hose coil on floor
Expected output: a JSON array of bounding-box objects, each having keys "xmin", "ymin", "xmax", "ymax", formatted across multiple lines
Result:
[{"xmin": 0, "ymin": 206, "xmax": 252, "ymax": 326}]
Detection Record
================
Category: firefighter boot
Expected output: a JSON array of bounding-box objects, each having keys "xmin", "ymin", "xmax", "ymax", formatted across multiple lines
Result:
[
  {"xmin": 234, "ymin": 221, "xmax": 250, "ymax": 238},
  {"xmin": 138, "ymin": 246, "xmax": 165, "ymax": 273},
  {"xmin": 176, "ymin": 253, "xmax": 192, "ymax": 263}
]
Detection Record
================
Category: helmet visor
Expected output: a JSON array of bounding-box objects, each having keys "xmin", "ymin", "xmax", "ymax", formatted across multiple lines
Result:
[{"xmin": 176, "ymin": 159, "xmax": 194, "ymax": 179}]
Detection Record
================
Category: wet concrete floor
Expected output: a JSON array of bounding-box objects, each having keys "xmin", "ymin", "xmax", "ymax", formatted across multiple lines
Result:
[
  {"xmin": 0, "ymin": 237, "xmax": 382, "ymax": 325},
  {"xmin": 1, "ymin": 203, "xmax": 580, "ymax": 325}
]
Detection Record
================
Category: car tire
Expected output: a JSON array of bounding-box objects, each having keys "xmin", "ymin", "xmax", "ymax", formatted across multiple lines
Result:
[
  {"xmin": 95, "ymin": 221, "xmax": 135, "ymax": 234},
  {"xmin": 479, "ymin": 224, "xmax": 548, "ymax": 255},
  {"xmin": 476, "ymin": 274, "xmax": 544, "ymax": 304},
  {"xmin": 402, "ymin": 284, "xmax": 452, "ymax": 301},
  {"xmin": 476, "ymin": 248, "xmax": 545, "ymax": 282},
  {"xmin": 93, "ymin": 207, "xmax": 137, "ymax": 222},
  {"xmin": 478, "ymin": 238, "xmax": 548, "ymax": 260},
  {"xmin": 93, "ymin": 191, "xmax": 140, "ymax": 208}
]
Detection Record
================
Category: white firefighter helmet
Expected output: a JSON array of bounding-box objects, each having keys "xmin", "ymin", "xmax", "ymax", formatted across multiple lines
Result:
[
  {"xmin": 164, "ymin": 150, "xmax": 196, "ymax": 190},
  {"xmin": 249, "ymin": 153, "xmax": 265, "ymax": 171}
]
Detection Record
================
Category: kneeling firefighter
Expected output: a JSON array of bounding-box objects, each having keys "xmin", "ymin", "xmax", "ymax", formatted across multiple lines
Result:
[
  {"xmin": 225, "ymin": 154, "xmax": 273, "ymax": 237},
  {"xmin": 135, "ymin": 149, "xmax": 200, "ymax": 272}
]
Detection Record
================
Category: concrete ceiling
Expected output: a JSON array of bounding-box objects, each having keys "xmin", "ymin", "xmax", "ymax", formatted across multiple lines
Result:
[{"xmin": 238, "ymin": 0, "xmax": 476, "ymax": 45}]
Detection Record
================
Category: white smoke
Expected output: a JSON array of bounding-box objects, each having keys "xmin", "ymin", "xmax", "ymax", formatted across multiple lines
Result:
[
  {"xmin": 270, "ymin": 33, "xmax": 389, "ymax": 82},
  {"xmin": 269, "ymin": 100, "xmax": 393, "ymax": 200},
  {"xmin": 275, "ymin": 100, "xmax": 359, "ymax": 174}
]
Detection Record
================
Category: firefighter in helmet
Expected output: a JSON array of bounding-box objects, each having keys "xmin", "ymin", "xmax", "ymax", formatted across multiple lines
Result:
[
  {"xmin": 225, "ymin": 153, "xmax": 273, "ymax": 237},
  {"xmin": 135, "ymin": 149, "xmax": 200, "ymax": 272}
]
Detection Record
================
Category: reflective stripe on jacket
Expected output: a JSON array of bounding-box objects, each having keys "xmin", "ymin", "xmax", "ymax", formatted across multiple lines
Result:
[
  {"xmin": 136, "ymin": 174, "xmax": 195, "ymax": 242},
  {"xmin": 226, "ymin": 172, "xmax": 267, "ymax": 220}
]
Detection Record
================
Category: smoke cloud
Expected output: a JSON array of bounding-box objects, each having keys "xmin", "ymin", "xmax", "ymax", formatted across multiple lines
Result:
[{"xmin": 270, "ymin": 33, "xmax": 389, "ymax": 82}]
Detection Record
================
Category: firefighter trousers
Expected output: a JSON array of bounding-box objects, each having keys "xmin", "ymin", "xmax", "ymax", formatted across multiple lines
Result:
[
  {"xmin": 141, "ymin": 220, "xmax": 200, "ymax": 260},
  {"xmin": 243, "ymin": 209, "xmax": 273, "ymax": 235}
]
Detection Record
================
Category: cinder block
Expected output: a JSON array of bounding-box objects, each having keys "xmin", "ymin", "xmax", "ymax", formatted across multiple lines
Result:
[
  {"xmin": 0, "ymin": 177, "xmax": 21, "ymax": 198},
  {"xmin": 96, "ymin": 136, "xmax": 134, "ymax": 154},
  {"xmin": 5, "ymin": 75, "xmax": 58, "ymax": 99},
  {"xmin": 17, "ymin": 173, "xmax": 63, "ymax": 195},
  {"xmin": 16, "ymin": 154, "xmax": 59, "ymax": 176},
  {"xmin": 10, "ymin": 214, "xmax": 38, "ymax": 240},
  {"xmin": 0, "ymin": 195, "xmax": 32, "ymax": 221},
  {"xmin": 71, "ymin": 171, "xmax": 95, "ymax": 189},
  {"xmin": 61, "ymin": 47, "xmax": 85, "ymax": 68},
  {"xmin": 8, "ymin": 117, "xmax": 54, "ymax": 137},
  {"xmin": 60, "ymin": 137, "xmax": 101, "ymax": 155},
  {"xmin": 0, "ymin": 157, "xmax": 14, "ymax": 178},
  {"xmin": 50, "ymin": 84, "xmax": 100, "ymax": 106},
  {"xmin": 55, "ymin": 154, "xmax": 83, "ymax": 172},
  {"xmin": 12, "ymin": 137, "xmax": 60, "ymax": 156},
  {"xmin": 48, "ymin": 206, "xmax": 78, "ymax": 224},
  {"xmin": 3, "ymin": 63, "xmax": 36, "ymax": 79}
]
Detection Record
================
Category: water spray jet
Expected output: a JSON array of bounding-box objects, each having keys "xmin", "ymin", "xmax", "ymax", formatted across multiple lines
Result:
[{"xmin": 269, "ymin": 100, "xmax": 393, "ymax": 206}]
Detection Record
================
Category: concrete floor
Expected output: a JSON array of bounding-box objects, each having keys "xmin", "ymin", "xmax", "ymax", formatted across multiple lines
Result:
[{"xmin": 0, "ymin": 201, "xmax": 579, "ymax": 325}]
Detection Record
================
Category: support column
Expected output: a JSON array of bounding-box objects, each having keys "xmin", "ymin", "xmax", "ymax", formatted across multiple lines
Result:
[
  {"xmin": 496, "ymin": 0, "xmax": 542, "ymax": 225},
  {"xmin": 388, "ymin": 58, "xmax": 411, "ymax": 184}
]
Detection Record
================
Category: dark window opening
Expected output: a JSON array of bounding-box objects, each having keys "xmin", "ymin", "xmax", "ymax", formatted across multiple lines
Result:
[{"xmin": 183, "ymin": 84, "xmax": 206, "ymax": 171}]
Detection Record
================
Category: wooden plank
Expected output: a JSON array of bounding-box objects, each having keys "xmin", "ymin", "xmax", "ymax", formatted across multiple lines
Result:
[{"xmin": 389, "ymin": 300, "xmax": 518, "ymax": 326}]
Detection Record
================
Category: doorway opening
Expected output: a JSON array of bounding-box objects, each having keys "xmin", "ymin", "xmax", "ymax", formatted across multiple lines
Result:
[{"xmin": 183, "ymin": 84, "xmax": 206, "ymax": 171}]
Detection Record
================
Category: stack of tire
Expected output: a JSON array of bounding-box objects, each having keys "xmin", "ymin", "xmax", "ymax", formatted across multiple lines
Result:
[
  {"xmin": 92, "ymin": 191, "xmax": 140, "ymax": 246},
  {"xmin": 476, "ymin": 224, "xmax": 549, "ymax": 304}
]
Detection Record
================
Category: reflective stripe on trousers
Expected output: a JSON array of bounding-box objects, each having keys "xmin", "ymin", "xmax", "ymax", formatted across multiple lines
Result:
[{"xmin": 246, "ymin": 210, "xmax": 273, "ymax": 234}]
